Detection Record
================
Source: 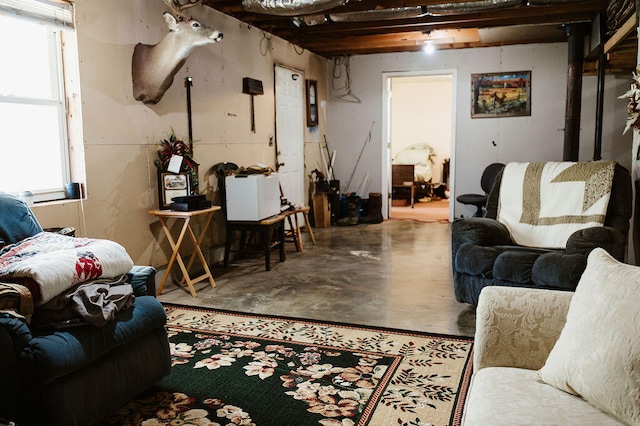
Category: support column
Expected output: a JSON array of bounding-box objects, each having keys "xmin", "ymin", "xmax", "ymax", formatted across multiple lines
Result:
[
  {"xmin": 564, "ymin": 24, "xmax": 586, "ymax": 162},
  {"xmin": 594, "ymin": 14, "xmax": 606, "ymax": 161}
]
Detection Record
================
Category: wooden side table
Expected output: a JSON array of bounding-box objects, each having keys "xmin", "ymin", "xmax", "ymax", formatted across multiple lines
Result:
[
  {"xmin": 149, "ymin": 206, "xmax": 221, "ymax": 297},
  {"xmin": 224, "ymin": 213, "xmax": 286, "ymax": 271}
]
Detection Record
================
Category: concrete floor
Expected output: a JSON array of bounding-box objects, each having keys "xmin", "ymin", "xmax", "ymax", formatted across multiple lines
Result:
[{"xmin": 156, "ymin": 219, "xmax": 476, "ymax": 337}]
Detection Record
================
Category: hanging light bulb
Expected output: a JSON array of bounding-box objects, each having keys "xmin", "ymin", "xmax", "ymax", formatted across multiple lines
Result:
[{"xmin": 423, "ymin": 40, "xmax": 435, "ymax": 54}]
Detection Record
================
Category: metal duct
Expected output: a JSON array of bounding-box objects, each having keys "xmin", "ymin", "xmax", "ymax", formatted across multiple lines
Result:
[
  {"xmin": 330, "ymin": 7, "xmax": 426, "ymax": 22},
  {"xmin": 242, "ymin": 0, "xmax": 350, "ymax": 16},
  {"xmin": 528, "ymin": 0, "xmax": 590, "ymax": 4},
  {"xmin": 426, "ymin": 0, "xmax": 523, "ymax": 16},
  {"xmin": 301, "ymin": 14, "xmax": 328, "ymax": 26}
]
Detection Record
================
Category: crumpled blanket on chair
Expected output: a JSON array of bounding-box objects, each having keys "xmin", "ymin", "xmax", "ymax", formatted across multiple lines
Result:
[
  {"xmin": 0, "ymin": 232, "xmax": 134, "ymax": 306},
  {"xmin": 497, "ymin": 161, "xmax": 616, "ymax": 249},
  {"xmin": 31, "ymin": 275, "xmax": 135, "ymax": 327}
]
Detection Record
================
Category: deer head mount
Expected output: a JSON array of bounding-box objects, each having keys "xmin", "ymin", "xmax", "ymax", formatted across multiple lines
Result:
[{"xmin": 132, "ymin": 11, "xmax": 223, "ymax": 104}]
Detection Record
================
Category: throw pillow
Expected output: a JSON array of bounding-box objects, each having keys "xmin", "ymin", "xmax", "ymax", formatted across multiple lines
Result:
[{"xmin": 538, "ymin": 247, "xmax": 640, "ymax": 425}]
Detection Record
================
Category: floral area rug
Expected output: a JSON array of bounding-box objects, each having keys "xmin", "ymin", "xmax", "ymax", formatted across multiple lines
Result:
[{"xmin": 99, "ymin": 304, "xmax": 474, "ymax": 426}]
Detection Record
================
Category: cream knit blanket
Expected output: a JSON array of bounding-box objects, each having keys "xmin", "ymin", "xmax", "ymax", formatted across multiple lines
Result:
[{"xmin": 497, "ymin": 161, "xmax": 616, "ymax": 249}]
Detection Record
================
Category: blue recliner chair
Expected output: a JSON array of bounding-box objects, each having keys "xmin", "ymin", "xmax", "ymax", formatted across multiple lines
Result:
[
  {"xmin": 451, "ymin": 162, "xmax": 632, "ymax": 305},
  {"xmin": 0, "ymin": 192, "xmax": 171, "ymax": 426}
]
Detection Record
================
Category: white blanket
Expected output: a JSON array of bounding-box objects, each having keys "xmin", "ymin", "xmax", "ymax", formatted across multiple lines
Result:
[
  {"xmin": 497, "ymin": 161, "xmax": 616, "ymax": 249},
  {"xmin": 0, "ymin": 232, "xmax": 134, "ymax": 306}
]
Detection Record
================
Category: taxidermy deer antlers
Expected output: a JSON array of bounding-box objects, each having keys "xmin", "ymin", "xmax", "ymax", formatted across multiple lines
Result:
[
  {"xmin": 163, "ymin": 0, "xmax": 202, "ymax": 21},
  {"xmin": 132, "ymin": 3, "xmax": 223, "ymax": 104}
]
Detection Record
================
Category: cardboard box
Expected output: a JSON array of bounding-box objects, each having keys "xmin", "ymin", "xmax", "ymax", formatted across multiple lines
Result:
[{"xmin": 225, "ymin": 173, "xmax": 280, "ymax": 221}]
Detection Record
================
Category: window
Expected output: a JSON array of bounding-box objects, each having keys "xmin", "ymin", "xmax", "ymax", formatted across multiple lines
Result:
[{"xmin": 0, "ymin": 0, "xmax": 80, "ymax": 202}]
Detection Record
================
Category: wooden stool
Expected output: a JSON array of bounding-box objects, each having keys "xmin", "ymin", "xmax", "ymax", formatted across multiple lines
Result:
[
  {"xmin": 224, "ymin": 214, "xmax": 286, "ymax": 271},
  {"xmin": 283, "ymin": 206, "xmax": 316, "ymax": 252}
]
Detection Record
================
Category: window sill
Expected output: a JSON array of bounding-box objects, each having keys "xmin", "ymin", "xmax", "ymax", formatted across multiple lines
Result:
[{"xmin": 31, "ymin": 198, "xmax": 84, "ymax": 208}]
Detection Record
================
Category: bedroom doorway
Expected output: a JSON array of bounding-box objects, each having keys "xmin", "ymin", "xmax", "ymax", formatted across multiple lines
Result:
[{"xmin": 384, "ymin": 72, "xmax": 455, "ymax": 222}]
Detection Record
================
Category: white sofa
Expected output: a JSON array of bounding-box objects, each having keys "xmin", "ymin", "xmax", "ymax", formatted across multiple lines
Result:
[{"xmin": 462, "ymin": 248, "xmax": 640, "ymax": 426}]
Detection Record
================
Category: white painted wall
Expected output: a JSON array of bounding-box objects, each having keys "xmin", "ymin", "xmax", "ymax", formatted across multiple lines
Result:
[{"xmin": 327, "ymin": 44, "xmax": 633, "ymax": 219}]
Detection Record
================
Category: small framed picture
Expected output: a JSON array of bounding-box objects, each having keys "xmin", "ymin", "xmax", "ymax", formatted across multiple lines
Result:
[{"xmin": 158, "ymin": 171, "xmax": 190, "ymax": 209}]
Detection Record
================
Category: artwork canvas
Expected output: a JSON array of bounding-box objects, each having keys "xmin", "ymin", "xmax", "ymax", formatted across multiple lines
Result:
[{"xmin": 471, "ymin": 71, "xmax": 531, "ymax": 118}]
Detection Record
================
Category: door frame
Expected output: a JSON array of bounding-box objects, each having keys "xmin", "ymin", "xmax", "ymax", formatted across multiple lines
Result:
[{"xmin": 381, "ymin": 69, "xmax": 457, "ymax": 222}]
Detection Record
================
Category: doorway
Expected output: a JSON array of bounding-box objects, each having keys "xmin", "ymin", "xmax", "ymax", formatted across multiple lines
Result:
[{"xmin": 383, "ymin": 72, "xmax": 455, "ymax": 222}]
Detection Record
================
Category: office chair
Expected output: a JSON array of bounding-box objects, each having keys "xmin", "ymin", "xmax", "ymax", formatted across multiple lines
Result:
[{"xmin": 456, "ymin": 162, "xmax": 505, "ymax": 217}]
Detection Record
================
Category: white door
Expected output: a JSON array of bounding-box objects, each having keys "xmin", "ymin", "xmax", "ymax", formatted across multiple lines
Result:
[{"xmin": 275, "ymin": 65, "xmax": 305, "ymax": 209}]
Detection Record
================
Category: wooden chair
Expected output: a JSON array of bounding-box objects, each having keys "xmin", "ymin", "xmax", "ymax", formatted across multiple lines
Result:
[
  {"xmin": 392, "ymin": 164, "xmax": 416, "ymax": 208},
  {"xmin": 283, "ymin": 206, "xmax": 316, "ymax": 252}
]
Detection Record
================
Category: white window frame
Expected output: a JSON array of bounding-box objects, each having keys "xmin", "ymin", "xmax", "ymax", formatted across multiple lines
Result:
[{"xmin": 0, "ymin": 0, "xmax": 83, "ymax": 203}]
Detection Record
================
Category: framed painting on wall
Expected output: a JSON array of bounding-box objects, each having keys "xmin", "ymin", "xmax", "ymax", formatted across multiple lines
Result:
[{"xmin": 471, "ymin": 71, "xmax": 531, "ymax": 118}]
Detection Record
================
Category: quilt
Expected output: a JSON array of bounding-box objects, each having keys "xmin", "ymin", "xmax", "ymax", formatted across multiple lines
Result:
[
  {"xmin": 0, "ymin": 232, "xmax": 134, "ymax": 306},
  {"xmin": 496, "ymin": 161, "xmax": 616, "ymax": 249}
]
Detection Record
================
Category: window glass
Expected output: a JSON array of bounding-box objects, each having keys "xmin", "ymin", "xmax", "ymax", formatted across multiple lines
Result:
[
  {"xmin": 0, "ymin": 17, "xmax": 55, "ymax": 98},
  {"xmin": 0, "ymin": 15, "xmax": 69, "ymax": 197}
]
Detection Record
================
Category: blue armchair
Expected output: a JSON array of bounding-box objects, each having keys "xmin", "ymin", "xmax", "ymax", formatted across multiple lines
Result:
[{"xmin": 0, "ymin": 192, "xmax": 171, "ymax": 426}]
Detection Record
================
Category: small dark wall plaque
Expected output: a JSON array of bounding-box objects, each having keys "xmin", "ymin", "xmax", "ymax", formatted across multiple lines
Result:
[{"xmin": 306, "ymin": 79, "xmax": 318, "ymax": 127}]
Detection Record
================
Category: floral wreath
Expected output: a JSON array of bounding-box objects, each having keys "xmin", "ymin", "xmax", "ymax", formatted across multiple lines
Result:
[
  {"xmin": 620, "ymin": 65, "xmax": 640, "ymax": 134},
  {"xmin": 154, "ymin": 130, "xmax": 199, "ymax": 191}
]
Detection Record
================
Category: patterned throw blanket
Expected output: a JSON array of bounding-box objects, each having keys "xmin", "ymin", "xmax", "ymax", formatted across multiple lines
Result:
[
  {"xmin": 497, "ymin": 161, "xmax": 616, "ymax": 249},
  {"xmin": 0, "ymin": 232, "xmax": 134, "ymax": 306}
]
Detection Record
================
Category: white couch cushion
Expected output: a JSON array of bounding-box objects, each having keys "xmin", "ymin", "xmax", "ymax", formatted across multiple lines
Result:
[
  {"xmin": 538, "ymin": 248, "xmax": 640, "ymax": 425},
  {"xmin": 462, "ymin": 367, "xmax": 623, "ymax": 425}
]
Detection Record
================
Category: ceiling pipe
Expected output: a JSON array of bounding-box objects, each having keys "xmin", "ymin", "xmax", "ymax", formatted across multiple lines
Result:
[
  {"xmin": 426, "ymin": 0, "xmax": 523, "ymax": 16},
  {"xmin": 301, "ymin": 14, "xmax": 327, "ymax": 25},
  {"xmin": 244, "ymin": 0, "xmax": 594, "ymax": 22},
  {"xmin": 330, "ymin": 7, "xmax": 426, "ymax": 23},
  {"xmin": 527, "ymin": 0, "xmax": 594, "ymax": 5},
  {"xmin": 242, "ymin": 0, "xmax": 350, "ymax": 16}
]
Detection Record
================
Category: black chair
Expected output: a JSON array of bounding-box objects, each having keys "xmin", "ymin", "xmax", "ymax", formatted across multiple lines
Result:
[{"xmin": 456, "ymin": 163, "xmax": 505, "ymax": 217}]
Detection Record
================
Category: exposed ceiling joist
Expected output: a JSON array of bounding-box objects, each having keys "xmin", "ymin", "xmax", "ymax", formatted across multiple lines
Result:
[{"xmin": 202, "ymin": 0, "xmax": 637, "ymax": 74}]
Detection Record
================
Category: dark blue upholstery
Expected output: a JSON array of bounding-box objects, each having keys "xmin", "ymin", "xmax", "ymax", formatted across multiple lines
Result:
[
  {"xmin": 452, "ymin": 163, "xmax": 632, "ymax": 305},
  {"xmin": 20, "ymin": 296, "xmax": 166, "ymax": 384},
  {"xmin": 127, "ymin": 265, "xmax": 158, "ymax": 296},
  {"xmin": 0, "ymin": 192, "xmax": 43, "ymax": 246},
  {"xmin": 0, "ymin": 192, "xmax": 171, "ymax": 426}
]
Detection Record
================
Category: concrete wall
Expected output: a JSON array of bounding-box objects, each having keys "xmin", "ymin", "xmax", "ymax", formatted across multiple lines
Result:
[
  {"xmin": 326, "ymin": 44, "xmax": 633, "ymax": 219},
  {"xmin": 31, "ymin": 0, "xmax": 328, "ymax": 267}
]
